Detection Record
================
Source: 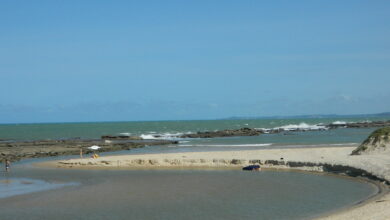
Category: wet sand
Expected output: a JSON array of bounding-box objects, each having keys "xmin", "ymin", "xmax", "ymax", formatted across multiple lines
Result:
[{"xmin": 39, "ymin": 146, "xmax": 390, "ymax": 220}]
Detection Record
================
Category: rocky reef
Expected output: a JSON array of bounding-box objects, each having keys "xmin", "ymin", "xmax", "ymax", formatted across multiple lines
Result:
[
  {"xmin": 101, "ymin": 120, "xmax": 390, "ymax": 140},
  {"xmin": 0, "ymin": 139, "xmax": 178, "ymax": 162},
  {"xmin": 351, "ymin": 127, "xmax": 390, "ymax": 155},
  {"xmin": 101, "ymin": 135, "xmax": 143, "ymax": 140},
  {"xmin": 180, "ymin": 120, "xmax": 390, "ymax": 138},
  {"xmin": 179, "ymin": 127, "xmax": 262, "ymax": 138},
  {"xmin": 329, "ymin": 120, "xmax": 390, "ymax": 129}
]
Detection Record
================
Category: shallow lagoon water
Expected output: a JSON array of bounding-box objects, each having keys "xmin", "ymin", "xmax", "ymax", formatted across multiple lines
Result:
[
  {"xmin": 0, "ymin": 177, "xmax": 77, "ymax": 199},
  {"xmin": 0, "ymin": 166, "xmax": 377, "ymax": 220}
]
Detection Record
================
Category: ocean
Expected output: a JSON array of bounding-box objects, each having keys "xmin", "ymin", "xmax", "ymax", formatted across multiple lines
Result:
[{"xmin": 1, "ymin": 117, "xmax": 389, "ymax": 151}]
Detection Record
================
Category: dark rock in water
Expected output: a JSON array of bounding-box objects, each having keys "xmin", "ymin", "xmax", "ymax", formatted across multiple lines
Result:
[
  {"xmin": 180, "ymin": 127, "xmax": 262, "ymax": 138},
  {"xmin": 101, "ymin": 135, "xmax": 143, "ymax": 140},
  {"xmin": 351, "ymin": 127, "xmax": 390, "ymax": 155},
  {"xmin": 328, "ymin": 120, "xmax": 390, "ymax": 129},
  {"xmin": 177, "ymin": 120, "xmax": 390, "ymax": 139},
  {"xmin": 347, "ymin": 120, "xmax": 390, "ymax": 128}
]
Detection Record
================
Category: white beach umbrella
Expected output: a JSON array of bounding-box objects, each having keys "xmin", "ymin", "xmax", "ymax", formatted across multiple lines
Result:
[{"xmin": 88, "ymin": 145, "xmax": 101, "ymax": 150}]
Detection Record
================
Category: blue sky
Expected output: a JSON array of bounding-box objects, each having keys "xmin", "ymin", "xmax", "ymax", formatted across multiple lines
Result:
[{"xmin": 1, "ymin": 0, "xmax": 390, "ymax": 123}]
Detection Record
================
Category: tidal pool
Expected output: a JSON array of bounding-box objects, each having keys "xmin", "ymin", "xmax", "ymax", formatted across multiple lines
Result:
[{"xmin": 0, "ymin": 167, "xmax": 378, "ymax": 220}]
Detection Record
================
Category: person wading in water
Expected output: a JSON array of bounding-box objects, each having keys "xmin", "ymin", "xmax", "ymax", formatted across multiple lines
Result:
[{"xmin": 5, "ymin": 159, "xmax": 10, "ymax": 172}]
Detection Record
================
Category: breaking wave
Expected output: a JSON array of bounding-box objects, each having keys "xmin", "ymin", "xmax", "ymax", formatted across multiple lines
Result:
[
  {"xmin": 257, "ymin": 122, "xmax": 328, "ymax": 133},
  {"xmin": 133, "ymin": 120, "xmax": 364, "ymax": 140},
  {"xmin": 276, "ymin": 123, "xmax": 327, "ymax": 131},
  {"xmin": 140, "ymin": 133, "xmax": 187, "ymax": 140},
  {"xmin": 330, "ymin": 121, "xmax": 347, "ymax": 125}
]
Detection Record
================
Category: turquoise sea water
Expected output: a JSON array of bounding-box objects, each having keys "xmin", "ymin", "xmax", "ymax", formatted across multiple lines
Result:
[{"xmin": 1, "ymin": 117, "xmax": 389, "ymax": 147}]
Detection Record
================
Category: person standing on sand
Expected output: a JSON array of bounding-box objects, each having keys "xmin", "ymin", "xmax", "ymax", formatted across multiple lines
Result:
[
  {"xmin": 5, "ymin": 159, "xmax": 10, "ymax": 172},
  {"xmin": 80, "ymin": 148, "xmax": 83, "ymax": 158}
]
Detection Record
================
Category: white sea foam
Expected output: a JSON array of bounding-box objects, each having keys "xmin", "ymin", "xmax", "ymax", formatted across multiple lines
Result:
[
  {"xmin": 256, "ymin": 128, "xmax": 271, "ymax": 133},
  {"xmin": 256, "ymin": 123, "xmax": 328, "ymax": 133},
  {"xmin": 138, "ymin": 120, "xmax": 362, "ymax": 141},
  {"xmin": 140, "ymin": 132, "xmax": 185, "ymax": 140},
  {"xmin": 273, "ymin": 123, "xmax": 328, "ymax": 131},
  {"xmin": 140, "ymin": 134, "xmax": 158, "ymax": 140},
  {"xmin": 331, "ymin": 121, "xmax": 347, "ymax": 125},
  {"xmin": 119, "ymin": 132, "xmax": 132, "ymax": 136}
]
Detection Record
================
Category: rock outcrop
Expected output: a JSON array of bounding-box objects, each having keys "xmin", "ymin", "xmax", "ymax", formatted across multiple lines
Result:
[
  {"xmin": 101, "ymin": 135, "xmax": 143, "ymax": 140},
  {"xmin": 0, "ymin": 139, "xmax": 178, "ymax": 162},
  {"xmin": 179, "ymin": 127, "xmax": 262, "ymax": 138},
  {"xmin": 100, "ymin": 120, "xmax": 390, "ymax": 140},
  {"xmin": 328, "ymin": 120, "xmax": 390, "ymax": 129},
  {"xmin": 351, "ymin": 127, "xmax": 390, "ymax": 155}
]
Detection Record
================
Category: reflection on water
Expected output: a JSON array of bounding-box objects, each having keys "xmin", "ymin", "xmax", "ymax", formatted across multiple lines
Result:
[
  {"xmin": 0, "ymin": 176, "xmax": 77, "ymax": 199},
  {"xmin": 0, "ymin": 168, "xmax": 377, "ymax": 220}
]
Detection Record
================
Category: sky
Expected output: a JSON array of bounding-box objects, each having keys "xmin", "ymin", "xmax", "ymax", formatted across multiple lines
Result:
[{"xmin": 1, "ymin": 0, "xmax": 390, "ymax": 123}]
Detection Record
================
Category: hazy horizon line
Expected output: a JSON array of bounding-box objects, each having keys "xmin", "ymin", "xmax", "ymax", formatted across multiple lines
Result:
[{"xmin": 1, "ymin": 111, "xmax": 389, "ymax": 125}]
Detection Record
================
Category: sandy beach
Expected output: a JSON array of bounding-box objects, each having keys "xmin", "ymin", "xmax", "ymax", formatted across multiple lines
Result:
[{"xmin": 40, "ymin": 145, "xmax": 390, "ymax": 220}]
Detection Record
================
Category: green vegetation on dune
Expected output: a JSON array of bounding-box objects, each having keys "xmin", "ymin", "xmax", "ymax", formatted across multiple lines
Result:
[
  {"xmin": 352, "ymin": 127, "xmax": 390, "ymax": 155},
  {"xmin": 363, "ymin": 127, "xmax": 390, "ymax": 144},
  {"xmin": 368, "ymin": 127, "xmax": 390, "ymax": 138}
]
